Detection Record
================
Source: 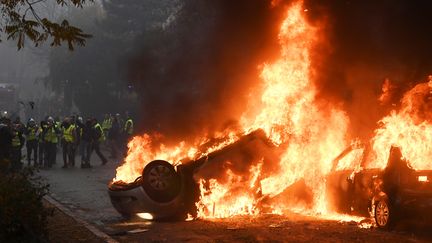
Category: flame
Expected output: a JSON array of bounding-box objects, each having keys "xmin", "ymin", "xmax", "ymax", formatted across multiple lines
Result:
[
  {"xmin": 198, "ymin": 0, "xmax": 349, "ymax": 217},
  {"xmin": 113, "ymin": 131, "xmax": 239, "ymax": 183},
  {"xmin": 370, "ymin": 81, "xmax": 432, "ymax": 170},
  {"xmin": 196, "ymin": 161, "xmax": 263, "ymax": 218},
  {"xmin": 378, "ymin": 78, "xmax": 396, "ymax": 105},
  {"xmin": 113, "ymin": 0, "xmax": 359, "ymax": 221}
]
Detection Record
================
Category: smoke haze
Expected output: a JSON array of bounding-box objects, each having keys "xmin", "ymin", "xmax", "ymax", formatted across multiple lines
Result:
[
  {"xmin": 128, "ymin": 0, "xmax": 290, "ymax": 144},
  {"xmin": 129, "ymin": 0, "xmax": 432, "ymax": 143},
  {"xmin": 306, "ymin": 0, "xmax": 432, "ymax": 139}
]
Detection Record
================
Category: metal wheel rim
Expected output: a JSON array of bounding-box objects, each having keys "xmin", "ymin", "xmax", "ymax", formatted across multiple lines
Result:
[
  {"xmin": 148, "ymin": 165, "xmax": 172, "ymax": 191},
  {"xmin": 375, "ymin": 201, "xmax": 389, "ymax": 227}
]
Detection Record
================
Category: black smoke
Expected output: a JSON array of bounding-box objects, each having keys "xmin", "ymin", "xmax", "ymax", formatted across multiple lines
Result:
[
  {"xmin": 128, "ymin": 0, "xmax": 290, "ymax": 144},
  {"xmin": 129, "ymin": 0, "xmax": 432, "ymax": 143},
  {"xmin": 306, "ymin": 0, "xmax": 432, "ymax": 139}
]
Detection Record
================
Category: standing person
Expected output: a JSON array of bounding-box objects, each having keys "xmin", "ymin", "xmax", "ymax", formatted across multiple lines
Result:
[
  {"xmin": 108, "ymin": 115, "xmax": 121, "ymax": 159},
  {"xmin": 123, "ymin": 112, "xmax": 134, "ymax": 140},
  {"xmin": 61, "ymin": 117, "xmax": 76, "ymax": 168},
  {"xmin": 10, "ymin": 123, "xmax": 24, "ymax": 172},
  {"xmin": 13, "ymin": 116, "xmax": 25, "ymax": 133},
  {"xmin": 25, "ymin": 118, "xmax": 39, "ymax": 167},
  {"xmin": 38, "ymin": 120, "xmax": 47, "ymax": 167},
  {"xmin": 70, "ymin": 116, "xmax": 78, "ymax": 165},
  {"xmin": 90, "ymin": 118, "xmax": 108, "ymax": 165},
  {"xmin": 123, "ymin": 112, "xmax": 134, "ymax": 155},
  {"xmin": 54, "ymin": 116, "xmax": 62, "ymax": 163},
  {"xmin": 75, "ymin": 117, "xmax": 85, "ymax": 166},
  {"xmin": 44, "ymin": 117, "xmax": 60, "ymax": 168},
  {"xmin": 0, "ymin": 114, "xmax": 13, "ymax": 164},
  {"xmin": 101, "ymin": 114, "xmax": 112, "ymax": 140},
  {"xmin": 80, "ymin": 119, "xmax": 93, "ymax": 168}
]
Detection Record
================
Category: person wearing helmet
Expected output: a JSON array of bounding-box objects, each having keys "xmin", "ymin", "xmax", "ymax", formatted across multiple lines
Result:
[
  {"xmin": 0, "ymin": 115, "xmax": 13, "ymax": 165},
  {"xmin": 75, "ymin": 116, "xmax": 86, "ymax": 166},
  {"xmin": 90, "ymin": 118, "xmax": 108, "ymax": 165},
  {"xmin": 61, "ymin": 117, "xmax": 77, "ymax": 168},
  {"xmin": 43, "ymin": 117, "xmax": 60, "ymax": 168},
  {"xmin": 25, "ymin": 118, "xmax": 39, "ymax": 167},
  {"xmin": 80, "ymin": 118, "xmax": 94, "ymax": 168},
  {"xmin": 10, "ymin": 122, "xmax": 25, "ymax": 171},
  {"xmin": 38, "ymin": 120, "xmax": 48, "ymax": 167},
  {"xmin": 101, "ymin": 114, "xmax": 113, "ymax": 140},
  {"xmin": 108, "ymin": 114, "xmax": 121, "ymax": 159}
]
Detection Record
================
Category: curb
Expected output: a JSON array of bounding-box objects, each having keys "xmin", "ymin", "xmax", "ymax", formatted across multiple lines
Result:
[{"xmin": 44, "ymin": 195, "xmax": 119, "ymax": 243}]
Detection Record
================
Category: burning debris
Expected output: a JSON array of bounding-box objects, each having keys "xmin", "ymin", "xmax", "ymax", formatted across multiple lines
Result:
[{"xmin": 109, "ymin": 0, "xmax": 432, "ymax": 228}]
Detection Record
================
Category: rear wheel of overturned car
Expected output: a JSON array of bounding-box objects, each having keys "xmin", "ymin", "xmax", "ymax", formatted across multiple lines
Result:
[
  {"xmin": 142, "ymin": 160, "xmax": 181, "ymax": 203},
  {"xmin": 374, "ymin": 198, "xmax": 393, "ymax": 229}
]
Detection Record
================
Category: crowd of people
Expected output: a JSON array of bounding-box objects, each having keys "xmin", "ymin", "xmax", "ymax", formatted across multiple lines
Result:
[{"xmin": 0, "ymin": 112, "xmax": 134, "ymax": 172}]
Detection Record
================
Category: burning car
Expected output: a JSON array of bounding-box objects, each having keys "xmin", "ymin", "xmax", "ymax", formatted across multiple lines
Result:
[
  {"xmin": 108, "ymin": 129, "xmax": 278, "ymax": 220},
  {"xmin": 327, "ymin": 144, "xmax": 432, "ymax": 228}
]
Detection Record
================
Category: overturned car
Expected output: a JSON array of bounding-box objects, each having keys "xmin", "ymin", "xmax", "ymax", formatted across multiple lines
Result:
[
  {"xmin": 327, "ymin": 145, "xmax": 432, "ymax": 228},
  {"xmin": 108, "ymin": 129, "xmax": 277, "ymax": 220}
]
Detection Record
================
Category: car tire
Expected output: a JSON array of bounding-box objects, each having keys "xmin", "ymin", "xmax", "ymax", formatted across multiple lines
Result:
[
  {"xmin": 142, "ymin": 160, "xmax": 181, "ymax": 203},
  {"xmin": 374, "ymin": 198, "xmax": 394, "ymax": 229}
]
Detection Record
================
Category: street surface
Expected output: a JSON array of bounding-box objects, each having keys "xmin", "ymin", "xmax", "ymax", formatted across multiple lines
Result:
[
  {"xmin": 38, "ymin": 148, "xmax": 122, "ymax": 226},
  {"xmin": 38, "ymin": 149, "xmax": 432, "ymax": 242}
]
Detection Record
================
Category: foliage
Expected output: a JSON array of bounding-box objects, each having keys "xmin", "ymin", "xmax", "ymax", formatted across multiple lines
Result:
[
  {"xmin": 0, "ymin": 163, "xmax": 51, "ymax": 242},
  {"xmin": 0, "ymin": 0, "xmax": 93, "ymax": 50},
  {"xmin": 45, "ymin": 0, "xmax": 175, "ymax": 115}
]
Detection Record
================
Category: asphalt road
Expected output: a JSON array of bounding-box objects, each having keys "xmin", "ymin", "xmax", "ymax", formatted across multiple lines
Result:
[
  {"xmin": 37, "ymin": 149, "xmax": 432, "ymax": 242},
  {"xmin": 37, "ymin": 148, "xmax": 122, "ymax": 227}
]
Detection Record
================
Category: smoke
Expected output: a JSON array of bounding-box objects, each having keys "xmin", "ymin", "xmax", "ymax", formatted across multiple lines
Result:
[
  {"xmin": 129, "ymin": 0, "xmax": 432, "ymax": 143},
  {"xmin": 128, "ymin": 0, "xmax": 290, "ymax": 144},
  {"xmin": 305, "ymin": 0, "xmax": 432, "ymax": 140}
]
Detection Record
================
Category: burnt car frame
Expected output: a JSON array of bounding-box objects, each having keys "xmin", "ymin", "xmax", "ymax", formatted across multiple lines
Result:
[{"xmin": 327, "ymin": 144, "xmax": 432, "ymax": 228}]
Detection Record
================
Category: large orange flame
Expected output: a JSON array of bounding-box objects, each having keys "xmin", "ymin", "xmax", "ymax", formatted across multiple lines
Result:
[
  {"xmin": 114, "ymin": 0, "xmax": 352, "ymax": 219},
  {"xmin": 370, "ymin": 81, "xmax": 432, "ymax": 170},
  {"xmin": 197, "ymin": 0, "xmax": 349, "ymax": 218},
  {"xmin": 113, "ymin": 0, "xmax": 432, "ymax": 224}
]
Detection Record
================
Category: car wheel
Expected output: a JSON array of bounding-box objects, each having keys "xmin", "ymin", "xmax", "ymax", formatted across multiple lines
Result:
[
  {"xmin": 142, "ymin": 160, "xmax": 181, "ymax": 203},
  {"xmin": 374, "ymin": 198, "xmax": 393, "ymax": 229}
]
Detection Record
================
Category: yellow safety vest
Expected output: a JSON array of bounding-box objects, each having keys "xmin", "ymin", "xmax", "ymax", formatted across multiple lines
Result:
[
  {"xmin": 102, "ymin": 118, "xmax": 112, "ymax": 130},
  {"xmin": 38, "ymin": 126, "xmax": 46, "ymax": 141},
  {"xmin": 45, "ymin": 127, "xmax": 58, "ymax": 144},
  {"xmin": 12, "ymin": 131, "xmax": 21, "ymax": 147},
  {"xmin": 27, "ymin": 127, "xmax": 37, "ymax": 141},
  {"xmin": 124, "ymin": 119, "xmax": 133, "ymax": 135},
  {"xmin": 94, "ymin": 123, "xmax": 105, "ymax": 142},
  {"xmin": 63, "ymin": 124, "xmax": 75, "ymax": 143}
]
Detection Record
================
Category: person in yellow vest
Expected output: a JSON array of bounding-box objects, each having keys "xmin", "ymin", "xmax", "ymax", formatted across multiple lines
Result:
[
  {"xmin": 108, "ymin": 115, "xmax": 121, "ymax": 159},
  {"xmin": 54, "ymin": 116, "xmax": 62, "ymax": 161},
  {"xmin": 38, "ymin": 120, "xmax": 47, "ymax": 167},
  {"xmin": 11, "ymin": 123, "xmax": 24, "ymax": 172},
  {"xmin": 101, "ymin": 114, "xmax": 112, "ymax": 140},
  {"xmin": 43, "ymin": 117, "xmax": 60, "ymax": 168},
  {"xmin": 90, "ymin": 118, "xmax": 108, "ymax": 165},
  {"xmin": 25, "ymin": 118, "xmax": 39, "ymax": 167},
  {"xmin": 123, "ymin": 113, "xmax": 134, "ymax": 138},
  {"xmin": 122, "ymin": 112, "xmax": 134, "ymax": 156},
  {"xmin": 61, "ymin": 117, "xmax": 77, "ymax": 168}
]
